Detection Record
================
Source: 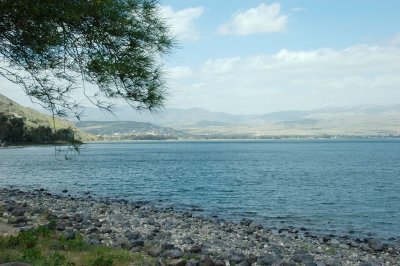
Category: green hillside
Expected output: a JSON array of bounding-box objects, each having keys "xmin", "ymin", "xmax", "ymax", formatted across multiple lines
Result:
[{"xmin": 0, "ymin": 94, "xmax": 95, "ymax": 143}]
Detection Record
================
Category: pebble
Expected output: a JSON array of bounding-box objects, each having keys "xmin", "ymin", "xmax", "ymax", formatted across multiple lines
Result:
[{"xmin": 1, "ymin": 188, "xmax": 399, "ymax": 266}]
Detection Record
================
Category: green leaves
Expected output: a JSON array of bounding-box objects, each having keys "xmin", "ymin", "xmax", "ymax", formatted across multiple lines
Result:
[{"xmin": 0, "ymin": 0, "xmax": 174, "ymax": 118}]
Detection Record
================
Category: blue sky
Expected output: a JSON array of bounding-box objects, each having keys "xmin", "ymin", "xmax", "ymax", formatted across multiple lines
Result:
[
  {"xmin": 157, "ymin": 0, "xmax": 400, "ymax": 114},
  {"xmin": 1, "ymin": 1, "xmax": 400, "ymax": 114},
  {"xmin": 162, "ymin": 0, "xmax": 400, "ymax": 66}
]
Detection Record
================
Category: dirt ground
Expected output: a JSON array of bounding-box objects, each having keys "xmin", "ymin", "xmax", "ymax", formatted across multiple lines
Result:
[{"xmin": 0, "ymin": 222, "xmax": 19, "ymax": 237}]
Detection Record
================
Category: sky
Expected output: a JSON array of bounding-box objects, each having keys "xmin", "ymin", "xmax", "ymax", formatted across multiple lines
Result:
[{"xmin": 1, "ymin": 1, "xmax": 400, "ymax": 114}]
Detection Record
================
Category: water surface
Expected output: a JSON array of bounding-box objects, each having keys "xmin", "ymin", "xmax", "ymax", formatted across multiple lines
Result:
[{"xmin": 1, "ymin": 139, "xmax": 399, "ymax": 240}]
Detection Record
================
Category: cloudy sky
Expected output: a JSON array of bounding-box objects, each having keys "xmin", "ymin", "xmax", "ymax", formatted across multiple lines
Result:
[{"xmin": 1, "ymin": 0, "xmax": 400, "ymax": 114}]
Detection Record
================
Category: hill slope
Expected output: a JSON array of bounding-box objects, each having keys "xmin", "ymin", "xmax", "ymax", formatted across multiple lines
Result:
[
  {"xmin": 0, "ymin": 94, "xmax": 95, "ymax": 142},
  {"xmin": 76, "ymin": 121, "xmax": 186, "ymax": 139}
]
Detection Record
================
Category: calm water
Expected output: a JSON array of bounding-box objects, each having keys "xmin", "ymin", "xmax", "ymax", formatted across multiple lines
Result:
[{"xmin": 1, "ymin": 140, "xmax": 400, "ymax": 240}]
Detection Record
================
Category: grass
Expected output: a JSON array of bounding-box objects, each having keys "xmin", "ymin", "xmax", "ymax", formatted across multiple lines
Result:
[{"xmin": 0, "ymin": 223, "xmax": 155, "ymax": 266}]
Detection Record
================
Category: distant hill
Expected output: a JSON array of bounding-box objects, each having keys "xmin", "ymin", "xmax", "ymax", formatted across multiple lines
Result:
[
  {"xmin": 78, "ymin": 106, "xmax": 251, "ymax": 126},
  {"xmin": 77, "ymin": 104, "xmax": 400, "ymax": 138},
  {"xmin": 0, "ymin": 93, "xmax": 95, "ymax": 142},
  {"xmin": 76, "ymin": 121, "xmax": 186, "ymax": 140}
]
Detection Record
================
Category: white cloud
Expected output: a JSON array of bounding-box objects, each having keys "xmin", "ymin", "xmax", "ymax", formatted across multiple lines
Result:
[
  {"xmin": 159, "ymin": 6, "xmax": 204, "ymax": 41},
  {"xmin": 167, "ymin": 66, "xmax": 193, "ymax": 79},
  {"xmin": 217, "ymin": 3, "xmax": 287, "ymax": 35},
  {"xmin": 389, "ymin": 33, "xmax": 400, "ymax": 46},
  {"xmin": 168, "ymin": 45, "xmax": 400, "ymax": 114}
]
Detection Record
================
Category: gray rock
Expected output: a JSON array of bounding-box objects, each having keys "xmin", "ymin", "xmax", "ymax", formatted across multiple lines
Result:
[
  {"xmin": 358, "ymin": 261, "xmax": 381, "ymax": 266},
  {"xmin": 249, "ymin": 222, "xmax": 262, "ymax": 230},
  {"xmin": 368, "ymin": 239, "xmax": 384, "ymax": 251},
  {"xmin": 10, "ymin": 216, "xmax": 28, "ymax": 224},
  {"xmin": 161, "ymin": 243, "xmax": 175, "ymax": 250},
  {"xmin": 280, "ymin": 262, "xmax": 297, "ymax": 266},
  {"xmin": 11, "ymin": 208, "xmax": 26, "ymax": 217},
  {"xmin": 169, "ymin": 249, "xmax": 183, "ymax": 259},
  {"xmin": 236, "ymin": 261, "xmax": 250, "ymax": 266},
  {"xmin": 199, "ymin": 256, "xmax": 216, "ymax": 266},
  {"xmin": 88, "ymin": 238, "xmax": 101, "ymax": 245},
  {"xmin": 125, "ymin": 231, "xmax": 141, "ymax": 240},
  {"xmin": 56, "ymin": 223, "xmax": 65, "ymax": 231},
  {"xmin": 189, "ymin": 245, "xmax": 202, "ymax": 253},
  {"xmin": 131, "ymin": 240, "xmax": 144, "ymax": 247},
  {"xmin": 329, "ymin": 238, "xmax": 340, "ymax": 246},
  {"xmin": 240, "ymin": 218, "xmax": 253, "ymax": 226},
  {"xmin": 148, "ymin": 246, "xmax": 162, "ymax": 257},
  {"xmin": 293, "ymin": 253, "xmax": 314, "ymax": 264},
  {"xmin": 73, "ymin": 213, "xmax": 83, "ymax": 223},
  {"xmin": 64, "ymin": 229, "xmax": 76, "ymax": 240},
  {"xmin": 257, "ymin": 255, "xmax": 282, "ymax": 266},
  {"xmin": 228, "ymin": 254, "xmax": 245, "ymax": 264},
  {"xmin": 167, "ymin": 259, "xmax": 186, "ymax": 266},
  {"xmin": 186, "ymin": 259, "xmax": 200, "ymax": 266},
  {"xmin": 101, "ymin": 228, "xmax": 112, "ymax": 234}
]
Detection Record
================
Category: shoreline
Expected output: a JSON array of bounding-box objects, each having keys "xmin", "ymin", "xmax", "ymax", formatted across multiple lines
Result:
[{"xmin": 1, "ymin": 188, "xmax": 399, "ymax": 265}]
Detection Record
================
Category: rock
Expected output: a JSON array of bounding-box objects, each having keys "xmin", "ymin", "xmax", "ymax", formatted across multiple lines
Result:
[
  {"xmin": 10, "ymin": 216, "xmax": 28, "ymax": 224},
  {"xmin": 73, "ymin": 213, "xmax": 83, "ymax": 223},
  {"xmin": 11, "ymin": 208, "xmax": 26, "ymax": 217},
  {"xmin": 64, "ymin": 229, "xmax": 76, "ymax": 240},
  {"xmin": 322, "ymin": 235, "xmax": 331, "ymax": 243},
  {"xmin": 325, "ymin": 260, "xmax": 342, "ymax": 266},
  {"xmin": 148, "ymin": 246, "xmax": 162, "ymax": 257},
  {"xmin": 368, "ymin": 239, "xmax": 384, "ymax": 251},
  {"xmin": 186, "ymin": 259, "xmax": 200, "ymax": 266},
  {"xmin": 199, "ymin": 256, "xmax": 216, "ymax": 266},
  {"xmin": 236, "ymin": 261, "xmax": 250, "ymax": 266},
  {"xmin": 358, "ymin": 263, "xmax": 379, "ymax": 266},
  {"xmin": 280, "ymin": 262, "xmax": 297, "ymax": 266},
  {"xmin": 329, "ymin": 239, "xmax": 340, "ymax": 246},
  {"xmin": 257, "ymin": 255, "xmax": 282, "ymax": 266},
  {"xmin": 161, "ymin": 243, "xmax": 175, "ymax": 250},
  {"xmin": 88, "ymin": 238, "xmax": 101, "ymax": 245},
  {"xmin": 245, "ymin": 227, "xmax": 256, "ymax": 234},
  {"xmin": 93, "ymin": 220, "xmax": 102, "ymax": 227},
  {"xmin": 249, "ymin": 222, "xmax": 262, "ymax": 231},
  {"xmin": 167, "ymin": 259, "xmax": 186, "ymax": 266},
  {"xmin": 169, "ymin": 249, "xmax": 183, "ymax": 259},
  {"xmin": 293, "ymin": 253, "xmax": 314, "ymax": 264},
  {"xmin": 228, "ymin": 254, "xmax": 245, "ymax": 264},
  {"xmin": 214, "ymin": 260, "xmax": 225, "ymax": 266},
  {"xmin": 131, "ymin": 240, "xmax": 144, "ymax": 247},
  {"xmin": 188, "ymin": 245, "xmax": 202, "ymax": 253},
  {"xmin": 56, "ymin": 223, "xmax": 65, "ymax": 231},
  {"xmin": 240, "ymin": 218, "xmax": 252, "ymax": 226},
  {"xmin": 125, "ymin": 231, "xmax": 141, "ymax": 240}
]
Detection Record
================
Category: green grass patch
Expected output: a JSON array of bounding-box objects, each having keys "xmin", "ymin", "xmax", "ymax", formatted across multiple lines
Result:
[{"xmin": 0, "ymin": 225, "xmax": 155, "ymax": 266}]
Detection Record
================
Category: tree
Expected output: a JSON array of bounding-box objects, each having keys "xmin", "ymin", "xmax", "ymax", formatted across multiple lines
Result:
[{"xmin": 0, "ymin": 0, "xmax": 174, "ymax": 119}]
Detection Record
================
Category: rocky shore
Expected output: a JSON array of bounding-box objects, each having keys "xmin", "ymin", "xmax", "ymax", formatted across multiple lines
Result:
[{"xmin": 1, "ymin": 188, "xmax": 399, "ymax": 266}]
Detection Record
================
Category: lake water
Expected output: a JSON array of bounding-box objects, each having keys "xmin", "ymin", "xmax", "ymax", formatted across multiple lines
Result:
[{"xmin": 1, "ymin": 140, "xmax": 399, "ymax": 241}]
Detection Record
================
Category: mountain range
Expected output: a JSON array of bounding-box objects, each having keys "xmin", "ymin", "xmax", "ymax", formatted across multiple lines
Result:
[
  {"xmin": 76, "ymin": 104, "xmax": 400, "ymax": 138},
  {"xmin": 2, "ymin": 92, "xmax": 399, "ymax": 139}
]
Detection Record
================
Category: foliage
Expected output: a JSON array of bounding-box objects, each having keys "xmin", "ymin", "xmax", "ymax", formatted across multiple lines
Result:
[
  {"xmin": 0, "ymin": 0, "xmax": 174, "ymax": 119},
  {"xmin": 0, "ymin": 225, "xmax": 137, "ymax": 266},
  {"xmin": 0, "ymin": 112, "xmax": 81, "ymax": 145},
  {"xmin": 0, "ymin": 93, "xmax": 96, "ymax": 142}
]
